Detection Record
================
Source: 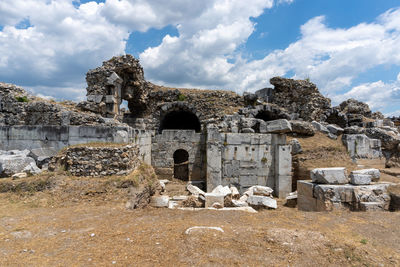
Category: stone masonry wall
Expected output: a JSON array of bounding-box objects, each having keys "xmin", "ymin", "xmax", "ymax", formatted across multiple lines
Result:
[
  {"xmin": 151, "ymin": 130, "xmax": 206, "ymax": 181},
  {"xmin": 206, "ymin": 125, "xmax": 292, "ymax": 197},
  {"xmin": 0, "ymin": 125, "xmax": 152, "ymax": 165},
  {"xmin": 52, "ymin": 145, "xmax": 140, "ymax": 176}
]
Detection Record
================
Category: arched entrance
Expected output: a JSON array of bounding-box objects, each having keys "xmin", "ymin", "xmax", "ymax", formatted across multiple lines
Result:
[
  {"xmin": 255, "ymin": 110, "xmax": 279, "ymax": 122},
  {"xmin": 173, "ymin": 149, "xmax": 189, "ymax": 181},
  {"xmin": 159, "ymin": 110, "xmax": 201, "ymax": 133}
]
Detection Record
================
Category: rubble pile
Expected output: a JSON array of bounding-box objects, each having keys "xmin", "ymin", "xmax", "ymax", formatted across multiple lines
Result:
[{"xmin": 146, "ymin": 182, "xmax": 279, "ymax": 212}]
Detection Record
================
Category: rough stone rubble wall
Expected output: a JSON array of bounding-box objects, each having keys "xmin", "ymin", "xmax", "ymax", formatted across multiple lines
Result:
[
  {"xmin": 53, "ymin": 145, "xmax": 140, "ymax": 177},
  {"xmin": 0, "ymin": 125, "xmax": 152, "ymax": 165},
  {"xmin": 206, "ymin": 126, "xmax": 292, "ymax": 197},
  {"xmin": 151, "ymin": 130, "xmax": 206, "ymax": 180}
]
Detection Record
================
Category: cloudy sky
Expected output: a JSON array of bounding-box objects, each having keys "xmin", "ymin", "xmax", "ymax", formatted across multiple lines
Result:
[{"xmin": 1, "ymin": 0, "xmax": 400, "ymax": 116}]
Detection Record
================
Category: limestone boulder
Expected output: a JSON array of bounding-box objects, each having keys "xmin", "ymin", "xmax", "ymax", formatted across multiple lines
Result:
[
  {"xmin": 265, "ymin": 119, "xmax": 292, "ymax": 133},
  {"xmin": 247, "ymin": 195, "xmax": 277, "ymax": 209},
  {"xmin": 29, "ymin": 147, "xmax": 57, "ymax": 168},
  {"xmin": 311, "ymin": 121, "xmax": 330, "ymax": 134},
  {"xmin": 311, "ymin": 167, "xmax": 348, "ymax": 184},
  {"xmin": 327, "ymin": 124, "xmax": 344, "ymax": 135},
  {"xmin": 349, "ymin": 173, "xmax": 371, "ymax": 185},
  {"xmin": 0, "ymin": 150, "xmax": 39, "ymax": 177},
  {"xmin": 187, "ymin": 184, "xmax": 205, "ymax": 196},
  {"xmin": 290, "ymin": 120, "xmax": 315, "ymax": 136},
  {"xmin": 289, "ymin": 139, "xmax": 302, "ymax": 155},
  {"xmin": 351, "ymin": 169, "xmax": 380, "ymax": 182},
  {"xmin": 205, "ymin": 193, "xmax": 225, "ymax": 208}
]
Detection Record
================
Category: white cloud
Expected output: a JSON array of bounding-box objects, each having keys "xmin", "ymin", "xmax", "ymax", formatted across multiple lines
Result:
[{"xmin": 0, "ymin": 0, "xmax": 128, "ymax": 100}]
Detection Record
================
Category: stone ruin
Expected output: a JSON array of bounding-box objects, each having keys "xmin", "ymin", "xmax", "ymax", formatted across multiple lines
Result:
[{"xmin": 1, "ymin": 54, "xmax": 400, "ymax": 211}]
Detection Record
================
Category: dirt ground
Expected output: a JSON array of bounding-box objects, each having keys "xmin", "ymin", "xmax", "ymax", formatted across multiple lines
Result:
[{"xmin": 0, "ymin": 171, "xmax": 399, "ymax": 266}]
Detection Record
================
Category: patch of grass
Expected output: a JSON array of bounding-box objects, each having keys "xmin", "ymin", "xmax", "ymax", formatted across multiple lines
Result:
[
  {"xmin": 360, "ymin": 239, "xmax": 368, "ymax": 245},
  {"xmin": 0, "ymin": 177, "xmax": 54, "ymax": 194},
  {"xmin": 15, "ymin": 96, "xmax": 29, "ymax": 102},
  {"xmin": 177, "ymin": 93, "xmax": 186, "ymax": 101}
]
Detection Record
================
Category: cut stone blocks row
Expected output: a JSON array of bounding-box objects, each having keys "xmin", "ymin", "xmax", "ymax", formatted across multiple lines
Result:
[{"xmin": 311, "ymin": 167, "xmax": 380, "ymax": 185}]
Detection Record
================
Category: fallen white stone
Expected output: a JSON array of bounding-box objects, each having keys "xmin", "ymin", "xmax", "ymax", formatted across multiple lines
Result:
[
  {"xmin": 185, "ymin": 226, "xmax": 224, "ymax": 235},
  {"xmin": 252, "ymin": 185, "xmax": 274, "ymax": 196},
  {"xmin": 187, "ymin": 184, "xmax": 205, "ymax": 196},
  {"xmin": 177, "ymin": 207, "xmax": 257, "ymax": 213},
  {"xmin": 311, "ymin": 167, "xmax": 348, "ymax": 184},
  {"xmin": 12, "ymin": 172, "xmax": 27, "ymax": 179},
  {"xmin": 150, "ymin": 196, "xmax": 169, "ymax": 208},
  {"xmin": 352, "ymin": 169, "xmax": 380, "ymax": 182},
  {"xmin": 168, "ymin": 200, "xmax": 179, "ymax": 209},
  {"xmin": 212, "ymin": 185, "xmax": 231, "ymax": 196},
  {"xmin": 247, "ymin": 195, "xmax": 277, "ymax": 209},
  {"xmin": 349, "ymin": 173, "xmax": 371, "ymax": 185},
  {"xmin": 22, "ymin": 162, "xmax": 41, "ymax": 175},
  {"xmin": 170, "ymin": 195, "xmax": 188, "ymax": 201},
  {"xmin": 265, "ymin": 119, "xmax": 292, "ymax": 133},
  {"xmin": 230, "ymin": 185, "xmax": 240, "ymax": 199},
  {"xmin": 239, "ymin": 195, "xmax": 248, "ymax": 202},
  {"xmin": 232, "ymin": 199, "xmax": 248, "ymax": 207}
]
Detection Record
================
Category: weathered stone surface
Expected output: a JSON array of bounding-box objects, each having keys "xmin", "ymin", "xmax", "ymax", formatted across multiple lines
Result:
[
  {"xmin": 230, "ymin": 186, "xmax": 240, "ymax": 199},
  {"xmin": 339, "ymin": 98, "xmax": 372, "ymax": 118},
  {"xmin": 349, "ymin": 173, "xmax": 371, "ymax": 185},
  {"xmin": 269, "ymin": 77, "xmax": 331, "ymax": 121},
  {"xmin": 205, "ymin": 193, "xmax": 225, "ymax": 208},
  {"xmin": 247, "ymin": 195, "xmax": 277, "ymax": 209},
  {"xmin": 29, "ymin": 147, "xmax": 57, "ymax": 168},
  {"xmin": 327, "ymin": 124, "xmax": 344, "ymax": 135},
  {"xmin": 187, "ymin": 184, "xmax": 205, "ymax": 196},
  {"xmin": 289, "ymin": 138, "xmax": 302, "ymax": 155},
  {"xmin": 359, "ymin": 202, "xmax": 386, "ymax": 211},
  {"xmin": 298, "ymin": 180, "xmax": 391, "ymax": 212},
  {"xmin": 232, "ymin": 199, "xmax": 248, "ymax": 207},
  {"xmin": 351, "ymin": 169, "xmax": 380, "ymax": 182},
  {"xmin": 265, "ymin": 119, "xmax": 292, "ymax": 133},
  {"xmin": 212, "ymin": 185, "xmax": 232, "ymax": 196},
  {"xmin": 0, "ymin": 150, "xmax": 38, "ymax": 177},
  {"xmin": 344, "ymin": 126, "xmax": 366, "ymax": 135},
  {"xmin": 366, "ymin": 127, "xmax": 400, "ymax": 151},
  {"xmin": 311, "ymin": 121, "xmax": 329, "ymax": 134},
  {"xmin": 50, "ymin": 145, "xmax": 140, "ymax": 176},
  {"xmin": 342, "ymin": 134, "xmax": 382, "ymax": 159},
  {"xmin": 311, "ymin": 167, "xmax": 348, "ymax": 184},
  {"xmin": 252, "ymin": 185, "xmax": 274, "ymax": 196},
  {"xmin": 150, "ymin": 195, "xmax": 170, "ymax": 208},
  {"xmin": 290, "ymin": 120, "xmax": 315, "ymax": 136}
]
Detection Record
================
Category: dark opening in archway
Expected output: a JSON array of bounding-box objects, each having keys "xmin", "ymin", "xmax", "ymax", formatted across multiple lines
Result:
[
  {"xmin": 159, "ymin": 110, "xmax": 201, "ymax": 133},
  {"xmin": 173, "ymin": 149, "xmax": 189, "ymax": 181},
  {"xmin": 255, "ymin": 110, "xmax": 279, "ymax": 122}
]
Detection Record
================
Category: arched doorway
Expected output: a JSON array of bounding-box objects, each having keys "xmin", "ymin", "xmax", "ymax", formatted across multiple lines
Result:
[
  {"xmin": 255, "ymin": 110, "xmax": 279, "ymax": 122},
  {"xmin": 173, "ymin": 149, "xmax": 189, "ymax": 181},
  {"xmin": 159, "ymin": 110, "xmax": 201, "ymax": 133}
]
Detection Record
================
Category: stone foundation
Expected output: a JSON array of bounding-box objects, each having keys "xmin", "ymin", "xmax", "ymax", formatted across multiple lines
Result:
[{"xmin": 51, "ymin": 145, "xmax": 140, "ymax": 176}]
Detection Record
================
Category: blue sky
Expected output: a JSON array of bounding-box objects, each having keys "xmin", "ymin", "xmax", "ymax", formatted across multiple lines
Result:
[{"xmin": 0, "ymin": 0, "xmax": 400, "ymax": 115}]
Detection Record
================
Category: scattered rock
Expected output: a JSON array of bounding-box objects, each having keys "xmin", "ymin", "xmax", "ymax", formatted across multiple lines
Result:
[
  {"xmin": 252, "ymin": 185, "xmax": 274, "ymax": 196},
  {"xmin": 349, "ymin": 173, "xmax": 371, "ymax": 185},
  {"xmin": 187, "ymin": 184, "xmax": 205, "ymax": 196},
  {"xmin": 230, "ymin": 185, "xmax": 240, "ymax": 199},
  {"xmin": 12, "ymin": 172, "xmax": 27, "ymax": 179},
  {"xmin": 289, "ymin": 139, "xmax": 302, "ymax": 155},
  {"xmin": 290, "ymin": 120, "xmax": 315, "ymax": 136},
  {"xmin": 351, "ymin": 169, "xmax": 380, "ymax": 182},
  {"xmin": 247, "ymin": 195, "xmax": 277, "ymax": 209},
  {"xmin": 184, "ymin": 226, "xmax": 224, "ymax": 235},
  {"xmin": 285, "ymin": 194, "xmax": 298, "ymax": 208},
  {"xmin": 265, "ymin": 119, "xmax": 292, "ymax": 134},
  {"xmin": 211, "ymin": 185, "xmax": 231, "ymax": 196},
  {"xmin": 204, "ymin": 193, "xmax": 225, "ymax": 208},
  {"xmin": 150, "ymin": 195, "xmax": 169, "ymax": 208}
]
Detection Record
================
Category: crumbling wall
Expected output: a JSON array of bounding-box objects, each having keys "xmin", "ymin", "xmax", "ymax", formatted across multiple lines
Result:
[
  {"xmin": 51, "ymin": 145, "xmax": 140, "ymax": 176},
  {"xmin": 80, "ymin": 55, "xmax": 150, "ymax": 118},
  {"xmin": 269, "ymin": 77, "xmax": 331, "ymax": 121},
  {"xmin": 0, "ymin": 82, "xmax": 113, "ymax": 126}
]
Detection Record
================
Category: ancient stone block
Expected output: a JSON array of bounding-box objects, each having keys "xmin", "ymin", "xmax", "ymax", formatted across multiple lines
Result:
[
  {"xmin": 311, "ymin": 167, "xmax": 348, "ymax": 184},
  {"xmin": 265, "ymin": 119, "xmax": 292, "ymax": 133},
  {"xmin": 351, "ymin": 169, "xmax": 380, "ymax": 182},
  {"xmin": 349, "ymin": 173, "xmax": 371, "ymax": 185},
  {"xmin": 247, "ymin": 195, "xmax": 277, "ymax": 209}
]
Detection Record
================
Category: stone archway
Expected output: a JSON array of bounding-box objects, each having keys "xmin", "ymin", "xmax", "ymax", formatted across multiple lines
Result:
[
  {"xmin": 173, "ymin": 149, "xmax": 189, "ymax": 181},
  {"xmin": 159, "ymin": 109, "xmax": 201, "ymax": 133}
]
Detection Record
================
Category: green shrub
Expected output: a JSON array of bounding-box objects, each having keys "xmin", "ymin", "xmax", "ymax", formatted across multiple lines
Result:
[
  {"xmin": 177, "ymin": 94, "xmax": 186, "ymax": 101},
  {"xmin": 15, "ymin": 96, "xmax": 29, "ymax": 102}
]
